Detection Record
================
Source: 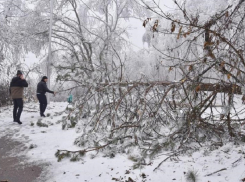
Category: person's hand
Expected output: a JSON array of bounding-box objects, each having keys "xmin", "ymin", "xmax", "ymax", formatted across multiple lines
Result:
[
  {"xmin": 53, "ymin": 92, "xmax": 56, "ymax": 96},
  {"xmin": 20, "ymin": 75, "xmax": 25, "ymax": 80}
]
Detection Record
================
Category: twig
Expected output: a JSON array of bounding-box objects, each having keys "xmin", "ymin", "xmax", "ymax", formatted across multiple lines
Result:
[
  {"xmin": 153, "ymin": 151, "xmax": 180, "ymax": 172},
  {"xmin": 232, "ymin": 157, "xmax": 242, "ymax": 167},
  {"xmin": 205, "ymin": 168, "xmax": 227, "ymax": 176},
  {"xmin": 153, "ymin": 156, "xmax": 172, "ymax": 172},
  {"xmin": 111, "ymin": 125, "xmax": 140, "ymax": 131}
]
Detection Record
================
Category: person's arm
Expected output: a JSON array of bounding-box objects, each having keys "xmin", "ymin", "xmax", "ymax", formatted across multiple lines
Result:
[
  {"xmin": 19, "ymin": 75, "xmax": 28, "ymax": 87},
  {"xmin": 19, "ymin": 80, "xmax": 28, "ymax": 87},
  {"xmin": 16, "ymin": 79, "xmax": 28, "ymax": 87},
  {"xmin": 9, "ymin": 79, "xmax": 13, "ymax": 94},
  {"xmin": 14, "ymin": 76, "xmax": 28, "ymax": 87},
  {"xmin": 43, "ymin": 83, "xmax": 54, "ymax": 94}
]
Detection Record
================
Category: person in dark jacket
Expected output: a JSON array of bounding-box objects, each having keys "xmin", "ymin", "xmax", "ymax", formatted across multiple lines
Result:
[
  {"xmin": 36, "ymin": 76, "xmax": 56, "ymax": 117},
  {"xmin": 10, "ymin": 70, "xmax": 28, "ymax": 124}
]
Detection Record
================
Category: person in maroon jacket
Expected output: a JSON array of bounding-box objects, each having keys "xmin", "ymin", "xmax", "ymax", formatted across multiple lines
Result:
[
  {"xmin": 36, "ymin": 76, "xmax": 56, "ymax": 117},
  {"xmin": 10, "ymin": 70, "xmax": 28, "ymax": 124}
]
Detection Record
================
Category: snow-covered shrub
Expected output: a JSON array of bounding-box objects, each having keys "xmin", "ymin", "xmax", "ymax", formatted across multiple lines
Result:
[
  {"xmin": 37, "ymin": 119, "xmax": 48, "ymax": 128},
  {"xmin": 0, "ymin": 83, "xmax": 11, "ymax": 107},
  {"xmin": 186, "ymin": 169, "xmax": 199, "ymax": 182},
  {"xmin": 29, "ymin": 144, "xmax": 37, "ymax": 149}
]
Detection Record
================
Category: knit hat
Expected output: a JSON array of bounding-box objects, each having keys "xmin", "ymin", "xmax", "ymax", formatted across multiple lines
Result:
[
  {"xmin": 17, "ymin": 70, "xmax": 23, "ymax": 75},
  {"xmin": 41, "ymin": 76, "xmax": 48, "ymax": 81}
]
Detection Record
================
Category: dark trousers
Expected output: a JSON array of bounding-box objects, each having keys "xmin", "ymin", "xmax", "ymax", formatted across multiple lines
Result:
[
  {"xmin": 37, "ymin": 94, "xmax": 47, "ymax": 115},
  {"xmin": 13, "ymin": 99, "xmax": 23, "ymax": 122}
]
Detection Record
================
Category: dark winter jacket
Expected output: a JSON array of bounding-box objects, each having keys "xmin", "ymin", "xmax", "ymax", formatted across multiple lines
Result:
[
  {"xmin": 10, "ymin": 77, "xmax": 28, "ymax": 99},
  {"xmin": 37, "ymin": 81, "xmax": 54, "ymax": 95}
]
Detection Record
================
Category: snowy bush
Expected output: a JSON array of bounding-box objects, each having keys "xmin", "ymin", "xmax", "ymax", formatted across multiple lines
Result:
[
  {"xmin": 0, "ymin": 83, "xmax": 11, "ymax": 107},
  {"xmin": 185, "ymin": 169, "xmax": 199, "ymax": 182}
]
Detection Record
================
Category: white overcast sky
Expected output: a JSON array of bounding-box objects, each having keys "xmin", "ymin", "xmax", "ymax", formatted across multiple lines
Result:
[{"xmin": 128, "ymin": 0, "xmax": 175, "ymax": 50}]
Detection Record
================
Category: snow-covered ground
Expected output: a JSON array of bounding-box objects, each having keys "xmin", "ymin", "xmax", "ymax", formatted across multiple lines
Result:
[{"xmin": 0, "ymin": 101, "xmax": 245, "ymax": 182}]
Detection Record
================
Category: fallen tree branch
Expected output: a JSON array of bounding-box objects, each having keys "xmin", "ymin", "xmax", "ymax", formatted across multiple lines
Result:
[{"xmin": 57, "ymin": 135, "xmax": 133, "ymax": 157}]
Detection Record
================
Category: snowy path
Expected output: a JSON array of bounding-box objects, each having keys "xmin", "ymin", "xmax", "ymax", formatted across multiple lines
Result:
[
  {"xmin": 0, "ymin": 102, "xmax": 155, "ymax": 182},
  {"xmin": 0, "ymin": 136, "xmax": 46, "ymax": 182},
  {"xmin": 0, "ymin": 102, "xmax": 245, "ymax": 182}
]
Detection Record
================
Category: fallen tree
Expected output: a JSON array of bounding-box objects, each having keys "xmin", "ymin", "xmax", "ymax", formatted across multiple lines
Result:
[{"xmin": 54, "ymin": 0, "xmax": 245, "ymax": 167}]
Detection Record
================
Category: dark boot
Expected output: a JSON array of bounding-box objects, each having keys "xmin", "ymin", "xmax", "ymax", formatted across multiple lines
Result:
[
  {"xmin": 41, "ymin": 113, "xmax": 46, "ymax": 117},
  {"xmin": 16, "ymin": 121, "xmax": 22, "ymax": 125}
]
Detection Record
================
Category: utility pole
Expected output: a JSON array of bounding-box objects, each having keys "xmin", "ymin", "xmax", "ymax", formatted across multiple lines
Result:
[{"xmin": 47, "ymin": 0, "xmax": 54, "ymax": 104}]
